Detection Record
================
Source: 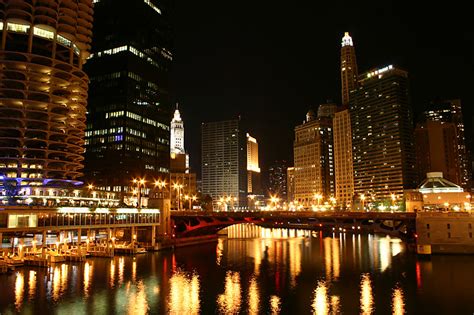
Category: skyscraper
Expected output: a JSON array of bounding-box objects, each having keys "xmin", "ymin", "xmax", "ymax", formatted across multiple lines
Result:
[
  {"xmin": 421, "ymin": 99, "xmax": 471, "ymax": 189},
  {"xmin": 340, "ymin": 32, "xmax": 358, "ymax": 107},
  {"xmin": 334, "ymin": 32, "xmax": 357, "ymax": 209},
  {"xmin": 201, "ymin": 119, "xmax": 247, "ymax": 210},
  {"xmin": 351, "ymin": 65, "xmax": 416, "ymax": 206},
  {"xmin": 247, "ymin": 133, "xmax": 261, "ymax": 195},
  {"xmin": 0, "ymin": 1, "xmax": 93, "ymax": 195},
  {"xmin": 84, "ymin": 0, "xmax": 172, "ymax": 197},
  {"xmin": 293, "ymin": 104, "xmax": 336, "ymax": 207},
  {"xmin": 268, "ymin": 160, "xmax": 288, "ymax": 201}
]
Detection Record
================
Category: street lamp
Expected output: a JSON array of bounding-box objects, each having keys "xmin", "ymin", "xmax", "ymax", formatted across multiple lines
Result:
[
  {"xmin": 329, "ymin": 196, "xmax": 336, "ymax": 209},
  {"xmin": 314, "ymin": 193, "xmax": 322, "ymax": 207},
  {"xmin": 132, "ymin": 178, "xmax": 146, "ymax": 208},
  {"xmin": 270, "ymin": 195, "xmax": 280, "ymax": 210}
]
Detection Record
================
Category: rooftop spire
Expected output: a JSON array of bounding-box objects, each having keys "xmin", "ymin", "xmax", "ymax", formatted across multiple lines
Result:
[{"xmin": 341, "ymin": 32, "xmax": 353, "ymax": 47}]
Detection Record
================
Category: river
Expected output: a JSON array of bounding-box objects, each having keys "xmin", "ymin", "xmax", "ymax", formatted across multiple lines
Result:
[{"xmin": 0, "ymin": 224, "xmax": 473, "ymax": 314}]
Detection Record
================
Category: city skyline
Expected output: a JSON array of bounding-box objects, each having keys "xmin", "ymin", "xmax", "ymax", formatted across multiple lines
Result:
[{"xmin": 172, "ymin": 2, "xmax": 474, "ymax": 179}]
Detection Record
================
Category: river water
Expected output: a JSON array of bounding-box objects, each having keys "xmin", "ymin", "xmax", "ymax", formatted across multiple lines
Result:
[{"xmin": 0, "ymin": 224, "xmax": 473, "ymax": 314}]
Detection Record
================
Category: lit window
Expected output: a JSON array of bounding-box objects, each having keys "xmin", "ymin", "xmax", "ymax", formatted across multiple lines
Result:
[
  {"xmin": 33, "ymin": 27, "xmax": 54, "ymax": 40},
  {"xmin": 7, "ymin": 22, "xmax": 30, "ymax": 33}
]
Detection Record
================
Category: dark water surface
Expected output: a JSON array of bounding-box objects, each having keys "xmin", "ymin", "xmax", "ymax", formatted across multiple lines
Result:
[{"xmin": 1, "ymin": 224, "xmax": 473, "ymax": 314}]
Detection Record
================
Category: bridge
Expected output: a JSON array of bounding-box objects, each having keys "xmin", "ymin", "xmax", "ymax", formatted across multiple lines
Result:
[{"xmin": 170, "ymin": 211, "xmax": 417, "ymax": 239}]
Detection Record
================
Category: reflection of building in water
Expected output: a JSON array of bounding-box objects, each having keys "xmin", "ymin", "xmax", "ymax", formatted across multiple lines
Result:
[
  {"xmin": 127, "ymin": 280, "xmax": 149, "ymax": 315},
  {"xmin": 217, "ymin": 271, "xmax": 241, "ymax": 314},
  {"xmin": 28, "ymin": 270, "xmax": 37, "ymax": 300},
  {"xmin": 168, "ymin": 270, "xmax": 200, "ymax": 314},
  {"xmin": 360, "ymin": 273, "xmax": 374, "ymax": 315}
]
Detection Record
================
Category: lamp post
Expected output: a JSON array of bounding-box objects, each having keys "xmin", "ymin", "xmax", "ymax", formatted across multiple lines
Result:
[
  {"xmin": 133, "ymin": 178, "xmax": 146, "ymax": 208},
  {"xmin": 314, "ymin": 193, "xmax": 322, "ymax": 208}
]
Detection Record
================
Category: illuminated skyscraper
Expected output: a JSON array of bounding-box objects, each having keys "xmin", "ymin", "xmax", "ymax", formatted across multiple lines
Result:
[
  {"xmin": 84, "ymin": 0, "xmax": 172, "ymax": 196},
  {"xmin": 351, "ymin": 65, "xmax": 416, "ymax": 205},
  {"xmin": 334, "ymin": 32, "xmax": 357, "ymax": 209},
  {"xmin": 201, "ymin": 119, "xmax": 247, "ymax": 210},
  {"xmin": 0, "ymin": 0, "xmax": 93, "ymax": 195},
  {"xmin": 293, "ymin": 104, "xmax": 336, "ymax": 207},
  {"xmin": 171, "ymin": 104, "xmax": 185, "ymax": 155},
  {"xmin": 340, "ymin": 32, "xmax": 358, "ymax": 107},
  {"xmin": 247, "ymin": 133, "xmax": 261, "ymax": 195},
  {"xmin": 421, "ymin": 99, "xmax": 471, "ymax": 189}
]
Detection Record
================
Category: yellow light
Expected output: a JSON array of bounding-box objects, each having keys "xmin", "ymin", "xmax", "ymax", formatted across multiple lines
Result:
[{"xmin": 88, "ymin": 184, "xmax": 94, "ymax": 190}]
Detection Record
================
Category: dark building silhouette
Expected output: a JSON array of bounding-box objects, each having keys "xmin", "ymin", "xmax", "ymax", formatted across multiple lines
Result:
[
  {"xmin": 268, "ymin": 160, "xmax": 288, "ymax": 201},
  {"xmin": 201, "ymin": 119, "xmax": 247, "ymax": 210},
  {"xmin": 84, "ymin": 0, "xmax": 172, "ymax": 199}
]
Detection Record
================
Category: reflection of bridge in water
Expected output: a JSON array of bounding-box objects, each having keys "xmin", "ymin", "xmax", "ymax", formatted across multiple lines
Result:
[{"xmin": 171, "ymin": 211, "xmax": 417, "ymax": 240}]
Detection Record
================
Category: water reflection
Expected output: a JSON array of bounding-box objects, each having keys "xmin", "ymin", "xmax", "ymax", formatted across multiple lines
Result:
[
  {"xmin": 360, "ymin": 273, "xmax": 374, "ymax": 315},
  {"xmin": 324, "ymin": 237, "xmax": 340, "ymax": 280},
  {"xmin": 248, "ymin": 276, "xmax": 260, "ymax": 314},
  {"xmin": 312, "ymin": 280, "xmax": 340, "ymax": 315},
  {"xmin": 392, "ymin": 286, "xmax": 405, "ymax": 315},
  {"xmin": 14, "ymin": 272, "xmax": 24, "ymax": 311},
  {"xmin": 127, "ymin": 280, "xmax": 149, "ymax": 314},
  {"xmin": 312, "ymin": 280, "xmax": 329, "ymax": 315},
  {"xmin": 83, "ymin": 261, "xmax": 93, "ymax": 297},
  {"xmin": 217, "ymin": 271, "xmax": 241, "ymax": 314},
  {"xmin": 169, "ymin": 270, "xmax": 200, "ymax": 314},
  {"xmin": 110, "ymin": 259, "xmax": 116, "ymax": 287},
  {"xmin": 270, "ymin": 295, "xmax": 281, "ymax": 314},
  {"xmin": 28, "ymin": 270, "xmax": 37, "ymax": 300}
]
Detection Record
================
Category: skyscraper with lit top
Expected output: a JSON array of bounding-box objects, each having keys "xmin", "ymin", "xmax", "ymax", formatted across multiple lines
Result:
[{"xmin": 334, "ymin": 32, "xmax": 357, "ymax": 209}]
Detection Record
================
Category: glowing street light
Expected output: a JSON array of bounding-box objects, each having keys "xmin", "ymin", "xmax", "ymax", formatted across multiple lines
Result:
[
  {"xmin": 172, "ymin": 182, "xmax": 183, "ymax": 211},
  {"xmin": 314, "ymin": 193, "xmax": 322, "ymax": 206}
]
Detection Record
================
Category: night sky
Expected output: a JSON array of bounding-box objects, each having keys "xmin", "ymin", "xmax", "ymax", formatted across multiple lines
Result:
[{"xmin": 170, "ymin": 1, "xmax": 474, "ymax": 183}]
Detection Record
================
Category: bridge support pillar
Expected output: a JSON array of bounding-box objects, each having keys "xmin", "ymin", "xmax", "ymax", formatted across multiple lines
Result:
[
  {"xmin": 42, "ymin": 230, "xmax": 46, "ymax": 258},
  {"xmin": 131, "ymin": 226, "xmax": 136, "ymax": 247},
  {"xmin": 77, "ymin": 228, "xmax": 82, "ymax": 245},
  {"xmin": 157, "ymin": 198, "xmax": 171, "ymax": 238},
  {"xmin": 151, "ymin": 225, "xmax": 156, "ymax": 247}
]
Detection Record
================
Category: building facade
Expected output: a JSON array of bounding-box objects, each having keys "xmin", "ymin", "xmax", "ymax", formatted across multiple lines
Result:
[
  {"xmin": 246, "ymin": 133, "xmax": 261, "ymax": 196},
  {"xmin": 333, "ymin": 32, "xmax": 358, "ymax": 210},
  {"xmin": 293, "ymin": 104, "xmax": 336, "ymax": 207},
  {"xmin": 350, "ymin": 65, "xmax": 417, "ymax": 207},
  {"xmin": 287, "ymin": 167, "xmax": 295, "ymax": 202},
  {"xmin": 84, "ymin": 0, "xmax": 172, "ymax": 198},
  {"xmin": 415, "ymin": 121, "xmax": 461, "ymax": 186},
  {"xmin": 422, "ymin": 99, "xmax": 471, "ymax": 189},
  {"xmin": 201, "ymin": 119, "xmax": 247, "ymax": 210},
  {"xmin": 0, "ymin": 0, "xmax": 93, "ymax": 201},
  {"xmin": 268, "ymin": 160, "xmax": 288, "ymax": 201}
]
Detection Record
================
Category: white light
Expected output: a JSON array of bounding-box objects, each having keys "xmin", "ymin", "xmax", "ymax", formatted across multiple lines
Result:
[{"xmin": 341, "ymin": 32, "xmax": 353, "ymax": 47}]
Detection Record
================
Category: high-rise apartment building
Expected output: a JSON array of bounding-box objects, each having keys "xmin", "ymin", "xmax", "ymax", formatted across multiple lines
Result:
[
  {"xmin": 415, "ymin": 121, "xmax": 460, "ymax": 185},
  {"xmin": 350, "ymin": 65, "xmax": 416, "ymax": 205},
  {"xmin": 422, "ymin": 99, "xmax": 471, "ymax": 189},
  {"xmin": 84, "ymin": 0, "xmax": 172, "ymax": 196},
  {"xmin": 268, "ymin": 160, "xmax": 288, "ymax": 201},
  {"xmin": 246, "ymin": 133, "xmax": 261, "ymax": 195},
  {"xmin": 293, "ymin": 104, "xmax": 336, "ymax": 207},
  {"xmin": 334, "ymin": 32, "xmax": 357, "ymax": 209},
  {"xmin": 201, "ymin": 119, "xmax": 247, "ymax": 210},
  {"xmin": 0, "ymin": 1, "xmax": 93, "ymax": 194}
]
